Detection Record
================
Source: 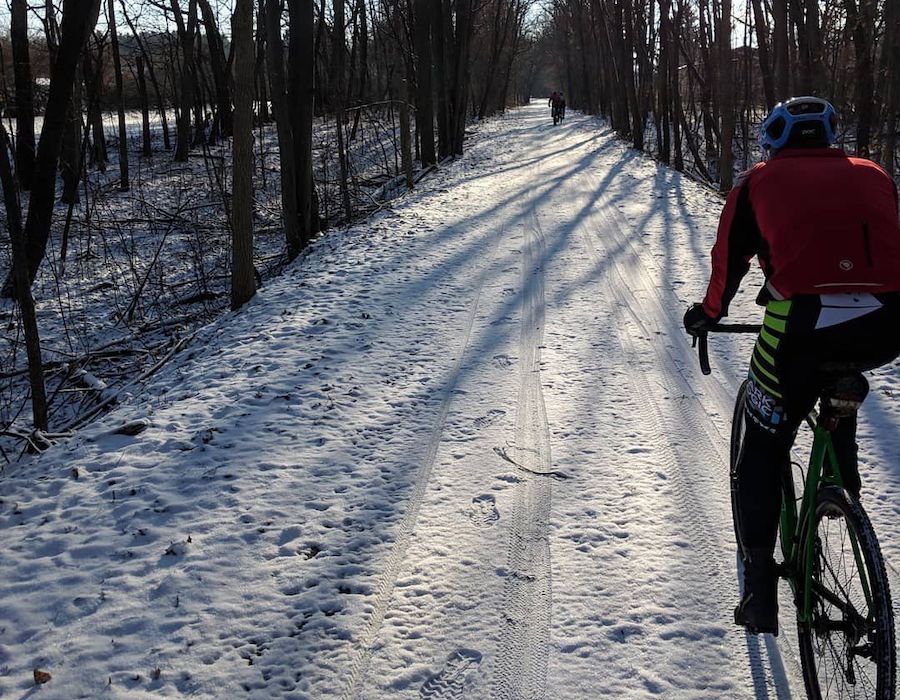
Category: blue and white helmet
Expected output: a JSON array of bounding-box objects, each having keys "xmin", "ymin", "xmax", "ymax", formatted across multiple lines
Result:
[{"xmin": 759, "ymin": 96, "xmax": 838, "ymax": 151}]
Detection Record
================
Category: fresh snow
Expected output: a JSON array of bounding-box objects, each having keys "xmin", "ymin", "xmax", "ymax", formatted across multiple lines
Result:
[{"xmin": 2, "ymin": 101, "xmax": 900, "ymax": 698}]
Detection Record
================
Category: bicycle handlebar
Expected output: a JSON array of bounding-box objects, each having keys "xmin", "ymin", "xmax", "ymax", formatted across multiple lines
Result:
[{"xmin": 692, "ymin": 323, "xmax": 763, "ymax": 376}]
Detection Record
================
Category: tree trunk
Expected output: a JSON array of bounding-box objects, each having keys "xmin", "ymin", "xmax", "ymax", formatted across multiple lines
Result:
[
  {"xmin": 173, "ymin": 0, "xmax": 199, "ymax": 162},
  {"xmin": 845, "ymin": 0, "xmax": 876, "ymax": 155},
  {"xmin": 59, "ymin": 69, "xmax": 82, "ymax": 205},
  {"xmin": 575, "ymin": 1, "xmax": 594, "ymax": 115},
  {"xmin": 608, "ymin": 0, "xmax": 631, "ymax": 137},
  {"xmin": 450, "ymin": 0, "xmax": 473, "ymax": 155},
  {"xmin": 193, "ymin": 31, "xmax": 209, "ymax": 146},
  {"xmin": 803, "ymin": 0, "xmax": 821, "ymax": 93},
  {"xmin": 881, "ymin": 0, "xmax": 900, "ymax": 173},
  {"xmin": 83, "ymin": 41, "xmax": 108, "ymax": 170},
  {"xmin": 120, "ymin": 0, "xmax": 171, "ymax": 150},
  {"xmin": 398, "ymin": 76, "xmax": 414, "ymax": 189},
  {"xmin": 622, "ymin": 0, "xmax": 642, "ymax": 148},
  {"xmin": 750, "ymin": 0, "xmax": 776, "ymax": 109},
  {"xmin": 264, "ymin": 0, "xmax": 302, "ymax": 259},
  {"xmin": 198, "ymin": 0, "xmax": 234, "ymax": 138},
  {"xmin": 773, "ymin": 0, "xmax": 789, "ymax": 100},
  {"xmin": 0, "ymin": 124, "xmax": 48, "ymax": 432},
  {"xmin": 657, "ymin": 0, "xmax": 671, "ymax": 163},
  {"xmin": 698, "ymin": 0, "xmax": 717, "ymax": 168},
  {"xmin": 719, "ymin": 0, "xmax": 735, "ymax": 190},
  {"xmin": 136, "ymin": 55, "xmax": 153, "ymax": 157},
  {"xmin": 108, "ymin": 0, "xmax": 129, "ymax": 190},
  {"xmin": 413, "ymin": 0, "xmax": 436, "ymax": 164},
  {"xmin": 432, "ymin": 0, "xmax": 451, "ymax": 157},
  {"xmin": 11, "ymin": 0, "xmax": 36, "ymax": 190},
  {"xmin": 3, "ymin": 0, "xmax": 101, "ymax": 293},
  {"xmin": 478, "ymin": 0, "xmax": 513, "ymax": 119},
  {"xmin": 498, "ymin": 6, "xmax": 523, "ymax": 113},
  {"xmin": 670, "ymin": 3, "xmax": 683, "ymax": 170},
  {"xmin": 287, "ymin": 0, "xmax": 319, "ymax": 241},
  {"xmin": 231, "ymin": 0, "xmax": 257, "ymax": 309},
  {"xmin": 255, "ymin": 0, "xmax": 271, "ymax": 123},
  {"xmin": 333, "ymin": 0, "xmax": 353, "ymax": 220}
]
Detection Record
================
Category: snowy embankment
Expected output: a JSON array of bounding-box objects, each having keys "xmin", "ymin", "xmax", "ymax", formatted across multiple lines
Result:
[{"xmin": 2, "ymin": 102, "xmax": 900, "ymax": 699}]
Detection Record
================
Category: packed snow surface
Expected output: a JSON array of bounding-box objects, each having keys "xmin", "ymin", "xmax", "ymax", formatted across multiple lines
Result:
[{"xmin": 2, "ymin": 102, "xmax": 900, "ymax": 699}]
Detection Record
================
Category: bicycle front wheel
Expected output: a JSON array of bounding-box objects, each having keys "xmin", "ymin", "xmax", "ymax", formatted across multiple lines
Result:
[
  {"xmin": 798, "ymin": 486, "xmax": 896, "ymax": 699},
  {"xmin": 729, "ymin": 379, "xmax": 749, "ymax": 558}
]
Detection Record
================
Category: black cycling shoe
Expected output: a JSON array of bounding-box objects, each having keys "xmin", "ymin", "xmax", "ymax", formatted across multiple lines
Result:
[{"xmin": 734, "ymin": 549, "xmax": 779, "ymax": 636}]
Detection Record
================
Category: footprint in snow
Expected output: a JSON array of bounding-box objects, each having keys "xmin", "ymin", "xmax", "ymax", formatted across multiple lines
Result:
[
  {"xmin": 491, "ymin": 354, "xmax": 516, "ymax": 368},
  {"xmin": 420, "ymin": 649, "xmax": 482, "ymax": 699},
  {"xmin": 468, "ymin": 495, "xmax": 500, "ymax": 527},
  {"xmin": 473, "ymin": 409, "xmax": 505, "ymax": 429}
]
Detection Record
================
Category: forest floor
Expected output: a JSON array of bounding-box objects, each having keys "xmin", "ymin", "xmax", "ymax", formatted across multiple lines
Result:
[{"xmin": 2, "ymin": 101, "xmax": 900, "ymax": 699}]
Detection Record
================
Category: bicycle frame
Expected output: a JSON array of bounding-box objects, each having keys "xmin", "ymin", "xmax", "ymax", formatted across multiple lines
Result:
[
  {"xmin": 696, "ymin": 323, "xmax": 894, "ymax": 693},
  {"xmin": 779, "ymin": 413, "xmax": 874, "ymax": 624}
]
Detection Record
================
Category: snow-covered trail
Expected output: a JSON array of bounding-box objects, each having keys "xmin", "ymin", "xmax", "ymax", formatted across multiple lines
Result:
[
  {"xmin": 3, "ymin": 102, "xmax": 900, "ymax": 699},
  {"xmin": 345, "ymin": 104, "xmax": 799, "ymax": 699}
]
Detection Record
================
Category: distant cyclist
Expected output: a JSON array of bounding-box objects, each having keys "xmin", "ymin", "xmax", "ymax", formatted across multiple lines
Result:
[
  {"xmin": 684, "ymin": 96, "xmax": 900, "ymax": 635},
  {"xmin": 548, "ymin": 91, "xmax": 562, "ymax": 123},
  {"xmin": 559, "ymin": 94, "xmax": 566, "ymax": 121}
]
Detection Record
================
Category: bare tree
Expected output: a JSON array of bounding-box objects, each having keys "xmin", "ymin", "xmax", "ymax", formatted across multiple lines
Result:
[
  {"xmin": 135, "ymin": 54, "xmax": 153, "ymax": 157},
  {"xmin": 264, "ymin": 0, "xmax": 303, "ymax": 258},
  {"xmin": 0, "ymin": 124, "xmax": 48, "ymax": 432},
  {"xmin": 413, "ymin": 0, "xmax": 436, "ymax": 164},
  {"xmin": 11, "ymin": 0, "xmax": 35, "ymax": 190},
  {"xmin": 171, "ymin": 0, "xmax": 199, "ymax": 161},
  {"xmin": 231, "ymin": 0, "xmax": 256, "ymax": 308},
  {"xmin": 881, "ymin": 0, "xmax": 900, "ymax": 171},
  {"xmin": 718, "ymin": 0, "xmax": 734, "ymax": 190},
  {"xmin": 333, "ymin": 0, "xmax": 353, "ymax": 218},
  {"xmin": 197, "ymin": 0, "xmax": 234, "ymax": 140},
  {"xmin": 108, "ymin": 0, "xmax": 129, "ymax": 190},
  {"xmin": 121, "ymin": 0, "xmax": 172, "ymax": 150},
  {"xmin": 287, "ymin": 0, "xmax": 318, "ymax": 241},
  {"xmin": 845, "ymin": 0, "xmax": 876, "ymax": 154},
  {"xmin": 3, "ymin": 0, "xmax": 101, "ymax": 292}
]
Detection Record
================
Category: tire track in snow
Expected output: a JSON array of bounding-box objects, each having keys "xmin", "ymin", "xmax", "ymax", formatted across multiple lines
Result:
[
  {"xmin": 593, "ymin": 179, "xmax": 900, "ymax": 695},
  {"xmin": 489, "ymin": 205, "xmax": 553, "ymax": 700},
  {"xmin": 578, "ymin": 180, "xmax": 801, "ymax": 696},
  {"xmin": 339, "ymin": 226, "xmax": 505, "ymax": 700}
]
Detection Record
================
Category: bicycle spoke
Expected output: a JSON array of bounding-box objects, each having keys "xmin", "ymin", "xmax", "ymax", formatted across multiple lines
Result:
[
  {"xmin": 819, "ymin": 527, "xmax": 865, "ymax": 624},
  {"xmin": 801, "ymin": 491, "xmax": 892, "ymax": 699}
]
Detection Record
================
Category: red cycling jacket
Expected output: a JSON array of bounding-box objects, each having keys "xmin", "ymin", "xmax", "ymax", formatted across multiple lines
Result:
[{"xmin": 702, "ymin": 148, "xmax": 900, "ymax": 319}]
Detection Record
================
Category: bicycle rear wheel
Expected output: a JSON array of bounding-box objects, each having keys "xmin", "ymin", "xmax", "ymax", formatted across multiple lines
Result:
[
  {"xmin": 729, "ymin": 379, "xmax": 749, "ymax": 558},
  {"xmin": 798, "ymin": 486, "xmax": 896, "ymax": 699}
]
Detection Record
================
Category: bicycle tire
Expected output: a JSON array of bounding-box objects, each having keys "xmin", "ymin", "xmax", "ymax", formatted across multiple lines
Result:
[
  {"xmin": 797, "ymin": 486, "xmax": 896, "ymax": 699},
  {"xmin": 729, "ymin": 379, "xmax": 749, "ymax": 559}
]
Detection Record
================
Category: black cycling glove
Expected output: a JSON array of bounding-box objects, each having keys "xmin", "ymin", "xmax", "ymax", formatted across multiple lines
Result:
[{"xmin": 683, "ymin": 302, "xmax": 717, "ymax": 336}]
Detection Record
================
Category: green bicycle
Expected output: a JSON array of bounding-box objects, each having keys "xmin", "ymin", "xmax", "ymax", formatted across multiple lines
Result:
[{"xmin": 698, "ymin": 325, "xmax": 897, "ymax": 699}]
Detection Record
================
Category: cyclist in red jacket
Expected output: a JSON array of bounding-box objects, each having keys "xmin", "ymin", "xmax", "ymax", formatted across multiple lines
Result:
[{"xmin": 684, "ymin": 96, "xmax": 900, "ymax": 635}]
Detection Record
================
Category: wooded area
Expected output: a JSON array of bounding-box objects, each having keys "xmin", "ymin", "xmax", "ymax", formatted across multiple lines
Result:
[
  {"xmin": 0, "ymin": 0, "xmax": 536, "ymax": 455},
  {"xmin": 0, "ymin": 0, "xmax": 898, "ymax": 455},
  {"xmin": 542, "ymin": 0, "xmax": 900, "ymax": 190}
]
